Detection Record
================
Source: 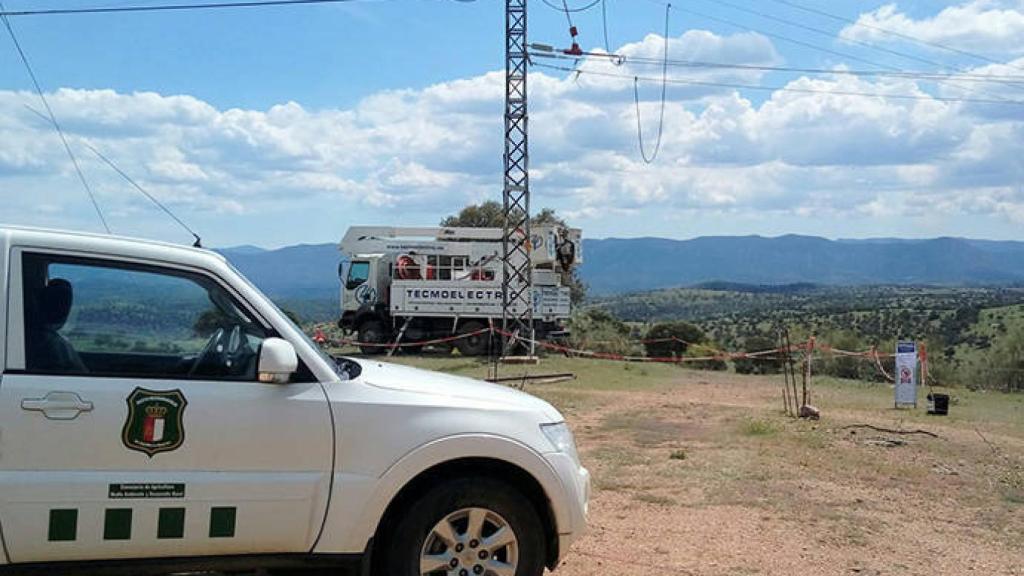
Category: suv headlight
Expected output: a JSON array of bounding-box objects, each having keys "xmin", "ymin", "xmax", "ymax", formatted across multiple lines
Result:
[{"xmin": 541, "ymin": 422, "xmax": 580, "ymax": 464}]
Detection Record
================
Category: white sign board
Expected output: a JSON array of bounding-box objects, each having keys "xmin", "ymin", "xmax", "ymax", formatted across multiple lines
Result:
[
  {"xmin": 895, "ymin": 341, "xmax": 918, "ymax": 407},
  {"xmin": 389, "ymin": 281, "xmax": 572, "ymax": 320}
]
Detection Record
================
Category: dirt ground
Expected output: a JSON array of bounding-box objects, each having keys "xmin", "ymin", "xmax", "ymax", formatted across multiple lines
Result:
[{"xmin": 385, "ymin": 355, "xmax": 1024, "ymax": 576}]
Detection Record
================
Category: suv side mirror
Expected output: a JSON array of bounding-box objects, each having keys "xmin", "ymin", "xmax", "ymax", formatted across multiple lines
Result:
[{"xmin": 258, "ymin": 338, "xmax": 298, "ymax": 384}]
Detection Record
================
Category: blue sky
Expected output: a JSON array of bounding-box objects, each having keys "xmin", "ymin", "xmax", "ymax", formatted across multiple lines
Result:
[{"xmin": 1, "ymin": 0, "xmax": 1023, "ymax": 247}]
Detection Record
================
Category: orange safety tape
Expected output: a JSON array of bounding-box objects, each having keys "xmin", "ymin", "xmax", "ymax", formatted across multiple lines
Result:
[
  {"xmin": 315, "ymin": 324, "xmax": 916, "ymax": 368},
  {"xmin": 327, "ymin": 328, "xmax": 491, "ymax": 349}
]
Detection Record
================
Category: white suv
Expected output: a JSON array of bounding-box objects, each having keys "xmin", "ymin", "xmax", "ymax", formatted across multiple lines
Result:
[{"xmin": 0, "ymin": 226, "xmax": 589, "ymax": 576}]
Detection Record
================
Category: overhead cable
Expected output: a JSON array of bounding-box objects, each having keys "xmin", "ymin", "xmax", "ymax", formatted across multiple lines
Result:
[
  {"xmin": 538, "ymin": 0, "xmax": 601, "ymax": 13},
  {"xmin": 533, "ymin": 61, "xmax": 1024, "ymax": 106},
  {"xmin": 1, "ymin": 2, "xmax": 110, "ymax": 233},
  {"xmin": 767, "ymin": 0, "xmax": 1024, "ymax": 72},
  {"xmin": 0, "ymin": 0, "xmax": 365, "ymax": 17},
  {"xmin": 697, "ymin": 0, "xmax": 1024, "ymax": 96},
  {"xmin": 702, "ymin": 0, "xmax": 967, "ymax": 72},
  {"xmin": 634, "ymin": 0, "xmax": 1016, "ymax": 104},
  {"xmin": 635, "ymin": 2, "xmax": 670, "ymax": 164},
  {"xmin": 600, "ymin": 0, "xmax": 611, "ymax": 55},
  {"xmin": 528, "ymin": 47, "xmax": 1024, "ymax": 85}
]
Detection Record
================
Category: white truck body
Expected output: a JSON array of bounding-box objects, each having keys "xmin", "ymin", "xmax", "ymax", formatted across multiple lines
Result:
[
  {"xmin": 338, "ymin": 226, "xmax": 582, "ymax": 353},
  {"xmin": 0, "ymin": 226, "xmax": 589, "ymax": 575}
]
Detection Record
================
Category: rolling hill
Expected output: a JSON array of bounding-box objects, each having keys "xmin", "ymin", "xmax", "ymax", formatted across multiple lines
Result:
[
  {"xmin": 216, "ymin": 235, "xmax": 1024, "ymax": 320},
  {"xmin": 580, "ymin": 235, "xmax": 1024, "ymax": 295}
]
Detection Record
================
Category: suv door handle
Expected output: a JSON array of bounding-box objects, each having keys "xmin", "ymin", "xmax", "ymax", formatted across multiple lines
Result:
[{"xmin": 21, "ymin": 391, "xmax": 94, "ymax": 420}]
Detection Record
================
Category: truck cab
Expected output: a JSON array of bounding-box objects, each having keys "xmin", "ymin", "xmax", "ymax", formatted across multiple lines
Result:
[{"xmin": 0, "ymin": 226, "xmax": 589, "ymax": 576}]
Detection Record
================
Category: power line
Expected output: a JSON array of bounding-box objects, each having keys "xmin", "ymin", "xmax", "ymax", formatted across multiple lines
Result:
[
  {"xmin": 635, "ymin": 2, "xmax": 670, "ymax": 164},
  {"xmin": 650, "ymin": 1, "xmax": 905, "ymax": 72},
  {"xmin": 0, "ymin": 2, "xmax": 111, "ymax": 233},
  {"xmin": 538, "ymin": 0, "xmax": 601, "ymax": 14},
  {"xmin": 766, "ymin": 0, "xmax": 1024, "ymax": 73},
  {"xmin": 533, "ymin": 61, "xmax": 1024, "ymax": 106},
  {"xmin": 0, "ymin": 0, "xmax": 365, "ymax": 17},
  {"xmin": 634, "ymin": 0, "xmax": 1018, "ymax": 104},
  {"xmin": 528, "ymin": 47, "xmax": 1024, "ymax": 85},
  {"xmin": 697, "ymin": 0, "xmax": 1024, "ymax": 96},
  {"xmin": 559, "ymin": 0, "xmax": 576, "ymax": 39},
  {"xmin": 702, "ymin": 0, "xmax": 961, "ymax": 72},
  {"xmin": 600, "ymin": 0, "xmax": 610, "ymax": 55}
]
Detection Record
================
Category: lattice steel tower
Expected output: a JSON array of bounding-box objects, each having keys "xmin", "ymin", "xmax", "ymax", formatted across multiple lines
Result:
[{"xmin": 502, "ymin": 0, "xmax": 534, "ymax": 355}]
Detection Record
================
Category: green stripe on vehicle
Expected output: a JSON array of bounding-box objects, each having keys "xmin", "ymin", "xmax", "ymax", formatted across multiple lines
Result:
[
  {"xmin": 157, "ymin": 508, "xmax": 185, "ymax": 539},
  {"xmin": 209, "ymin": 507, "xmax": 236, "ymax": 538},
  {"xmin": 103, "ymin": 508, "xmax": 132, "ymax": 540},
  {"xmin": 48, "ymin": 509, "xmax": 77, "ymax": 542}
]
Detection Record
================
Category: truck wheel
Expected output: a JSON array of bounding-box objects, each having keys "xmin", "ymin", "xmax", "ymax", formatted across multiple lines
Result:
[
  {"xmin": 455, "ymin": 321, "xmax": 490, "ymax": 357},
  {"xmin": 358, "ymin": 320, "xmax": 389, "ymax": 355},
  {"xmin": 379, "ymin": 477, "xmax": 546, "ymax": 576}
]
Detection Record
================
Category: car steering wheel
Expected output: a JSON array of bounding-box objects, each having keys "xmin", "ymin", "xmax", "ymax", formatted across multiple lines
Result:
[{"xmin": 188, "ymin": 327, "xmax": 226, "ymax": 377}]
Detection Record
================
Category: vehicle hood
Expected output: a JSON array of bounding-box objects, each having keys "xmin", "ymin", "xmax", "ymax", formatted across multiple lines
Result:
[{"xmin": 351, "ymin": 359, "xmax": 562, "ymax": 422}]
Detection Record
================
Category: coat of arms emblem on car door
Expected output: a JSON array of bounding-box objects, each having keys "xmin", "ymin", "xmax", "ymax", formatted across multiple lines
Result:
[{"xmin": 122, "ymin": 388, "xmax": 188, "ymax": 457}]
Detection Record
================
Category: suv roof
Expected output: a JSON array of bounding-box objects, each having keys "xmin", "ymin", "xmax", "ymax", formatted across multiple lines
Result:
[{"xmin": 0, "ymin": 225, "xmax": 226, "ymax": 267}]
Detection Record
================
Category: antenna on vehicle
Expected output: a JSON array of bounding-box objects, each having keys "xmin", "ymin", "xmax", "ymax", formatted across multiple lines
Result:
[{"xmin": 24, "ymin": 104, "xmax": 204, "ymax": 249}]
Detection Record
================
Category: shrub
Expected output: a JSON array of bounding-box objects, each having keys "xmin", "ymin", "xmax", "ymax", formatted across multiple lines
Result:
[
  {"xmin": 642, "ymin": 321, "xmax": 728, "ymax": 370},
  {"xmin": 734, "ymin": 335, "xmax": 782, "ymax": 375},
  {"xmin": 740, "ymin": 418, "xmax": 779, "ymax": 437},
  {"xmin": 568, "ymin": 309, "xmax": 642, "ymax": 357}
]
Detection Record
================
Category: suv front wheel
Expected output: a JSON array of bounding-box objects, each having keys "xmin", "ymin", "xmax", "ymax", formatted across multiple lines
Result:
[{"xmin": 380, "ymin": 477, "xmax": 546, "ymax": 576}]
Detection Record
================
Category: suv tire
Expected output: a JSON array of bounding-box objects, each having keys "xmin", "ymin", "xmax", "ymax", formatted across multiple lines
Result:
[{"xmin": 379, "ymin": 477, "xmax": 546, "ymax": 576}]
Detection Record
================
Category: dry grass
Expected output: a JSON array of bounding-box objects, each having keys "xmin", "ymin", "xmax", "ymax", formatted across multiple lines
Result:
[{"xmin": 373, "ymin": 353, "xmax": 1024, "ymax": 575}]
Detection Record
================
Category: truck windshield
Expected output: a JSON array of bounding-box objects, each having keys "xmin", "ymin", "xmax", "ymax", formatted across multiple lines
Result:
[{"xmin": 347, "ymin": 261, "xmax": 370, "ymax": 289}]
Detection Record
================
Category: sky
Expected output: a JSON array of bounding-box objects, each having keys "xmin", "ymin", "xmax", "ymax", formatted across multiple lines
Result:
[{"xmin": 1, "ymin": 0, "xmax": 1023, "ymax": 248}]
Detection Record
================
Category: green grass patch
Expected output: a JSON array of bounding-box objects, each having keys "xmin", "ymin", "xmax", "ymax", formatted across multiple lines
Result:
[{"xmin": 740, "ymin": 417, "xmax": 780, "ymax": 437}]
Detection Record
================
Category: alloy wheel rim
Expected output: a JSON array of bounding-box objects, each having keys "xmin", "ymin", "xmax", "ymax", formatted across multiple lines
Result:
[{"xmin": 419, "ymin": 507, "xmax": 519, "ymax": 576}]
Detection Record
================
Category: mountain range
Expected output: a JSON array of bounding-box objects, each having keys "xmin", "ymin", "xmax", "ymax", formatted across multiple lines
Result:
[{"xmin": 218, "ymin": 235, "xmax": 1024, "ymax": 306}]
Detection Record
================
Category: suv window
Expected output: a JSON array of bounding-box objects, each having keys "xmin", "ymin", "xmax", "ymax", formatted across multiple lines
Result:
[
  {"xmin": 21, "ymin": 253, "xmax": 269, "ymax": 380},
  {"xmin": 346, "ymin": 261, "xmax": 370, "ymax": 289}
]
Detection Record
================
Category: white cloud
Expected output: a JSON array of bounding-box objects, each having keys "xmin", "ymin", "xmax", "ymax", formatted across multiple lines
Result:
[
  {"xmin": 1, "ymin": 28, "xmax": 1023, "ymax": 244},
  {"xmin": 841, "ymin": 1, "xmax": 1024, "ymax": 54}
]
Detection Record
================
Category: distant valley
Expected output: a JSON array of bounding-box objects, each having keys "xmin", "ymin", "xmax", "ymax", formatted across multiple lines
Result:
[{"xmin": 218, "ymin": 235, "xmax": 1024, "ymax": 322}]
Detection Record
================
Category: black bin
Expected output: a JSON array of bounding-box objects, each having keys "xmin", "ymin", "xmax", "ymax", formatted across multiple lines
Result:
[{"xmin": 927, "ymin": 393, "xmax": 949, "ymax": 416}]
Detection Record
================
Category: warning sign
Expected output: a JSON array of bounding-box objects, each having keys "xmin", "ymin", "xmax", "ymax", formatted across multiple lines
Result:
[{"xmin": 895, "ymin": 341, "xmax": 918, "ymax": 408}]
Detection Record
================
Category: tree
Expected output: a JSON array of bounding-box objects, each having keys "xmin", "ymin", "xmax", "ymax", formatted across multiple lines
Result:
[
  {"xmin": 193, "ymin": 308, "xmax": 230, "ymax": 337},
  {"xmin": 440, "ymin": 201, "xmax": 507, "ymax": 228},
  {"xmin": 971, "ymin": 324, "xmax": 1024, "ymax": 392},
  {"xmin": 643, "ymin": 321, "xmax": 706, "ymax": 359},
  {"xmin": 440, "ymin": 202, "xmax": 587, "ymax": 303},
  {"xmin": 441, "ymin": 201, "xmax": 563, "ymax": 229},
  {"xmin": 280, "ymin": 307, "xmax": 303, "ymax": 327}
]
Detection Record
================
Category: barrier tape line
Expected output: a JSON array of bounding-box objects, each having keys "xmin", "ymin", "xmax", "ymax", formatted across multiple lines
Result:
[
  {"xmin": 323, "ymin": 328, "xmax": 490, "ymax": 349},
  {"xmin": 491, "ymin": 327, "xmax": 799, "ymax": 364},
  {"xmin": 315, "ymin": 325, "xmax": 906, "ymax": 371}
]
